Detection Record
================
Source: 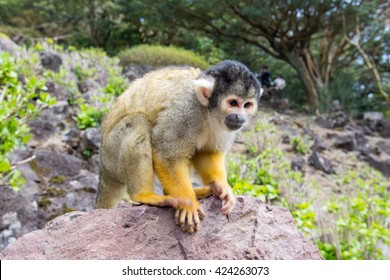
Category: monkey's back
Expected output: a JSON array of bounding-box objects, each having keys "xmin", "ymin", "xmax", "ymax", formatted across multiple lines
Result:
[{"xmin": 102, "ymin": 66, "xmax": 203, "ymax": 139}]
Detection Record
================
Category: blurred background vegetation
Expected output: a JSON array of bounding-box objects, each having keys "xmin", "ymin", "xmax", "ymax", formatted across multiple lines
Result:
[{"xmin": 0, "ymin": 0, "xmax": 389, "ymax": 116}]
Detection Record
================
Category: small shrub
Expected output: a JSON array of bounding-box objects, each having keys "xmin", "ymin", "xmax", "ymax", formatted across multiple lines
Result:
[
  {"xmin": 75, "ymin": 101, "xmax": 103, "ymax": 130},
  {"xmin": 118, "ymin": 45, "xmax": 210, "ymax": 69},
  {"xmin": 290, "ymin": 136, "xmax": 311, "ymax": 155}
]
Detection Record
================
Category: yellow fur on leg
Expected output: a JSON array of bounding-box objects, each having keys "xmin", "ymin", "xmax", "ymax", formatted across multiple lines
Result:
[
  {"xmin": 153, "ymin": 156, "xmax": 202, "ymax": 232},
  {"xmin": 191, "ymin": 151, "xmax": 228, "ymax": 185},
  {"xmin": 191, "ymin": 150, "xmax": 236, "ymax": 215},
  {"xmin": 194, "ymin": 186, "xmax": 213, "ymax": 199}
]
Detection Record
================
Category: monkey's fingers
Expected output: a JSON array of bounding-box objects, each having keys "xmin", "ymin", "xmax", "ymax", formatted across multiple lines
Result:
[
  {"xmin": 179, "ymin": 209, "xmax": 188, "ymax": 232},
  {"xmin": 221, "ymin": 193, "xmax": 236, "ymax": 215},
  {"xmin": 175, "ymin": 209, "xmax": 181, "ymax": 225},
  {"xmin": 197, "ymin": 206, "xmax": 205, "ymax": 220},
  {"xmin": 187, "ymin": 211, "xmax": 195, "ymax": 233},
  {"xmin": 174, "ymin": 207, "xmax": 202, "ymax": 233},
  {"xmin": 219, "ymin": 188, "xmax": 228, "ymax": 200}
]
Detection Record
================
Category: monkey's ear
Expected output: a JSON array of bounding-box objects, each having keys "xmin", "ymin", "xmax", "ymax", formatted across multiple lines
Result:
[{"xmin": 194, "ymin": 78, "xmax": 215, "ymax": 106}]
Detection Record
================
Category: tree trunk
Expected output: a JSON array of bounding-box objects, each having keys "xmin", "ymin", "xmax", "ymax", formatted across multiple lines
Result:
[{"xmin": 284, "ymin": 51, "xmax": 320, "ymax": 111}]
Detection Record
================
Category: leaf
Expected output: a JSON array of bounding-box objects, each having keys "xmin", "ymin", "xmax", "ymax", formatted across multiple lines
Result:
[{"xmin": 0, "ymin": 157, "xmax": 11, "ymax": 172}]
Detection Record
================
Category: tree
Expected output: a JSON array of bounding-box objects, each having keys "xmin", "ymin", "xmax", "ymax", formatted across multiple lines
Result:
[
  {"xmin": 344, "ymin": 3, "xmax": 390, "ymax": 109},
  {"xmin": 136, "ymin": 0, "xmax": 383, "ymax": 111}
]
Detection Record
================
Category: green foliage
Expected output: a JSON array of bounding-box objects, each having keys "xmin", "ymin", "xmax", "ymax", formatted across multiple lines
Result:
[
  {"xmin": 0, "ymin": 51, "xmax": 56, "ymax": 189},
  {"xmin": 291, "ymin": 202, "xmax": 317, "ymax": 235},
  {"xmin": 75, "ymin": 101, "xmax": 103, "ymax": 130},
  {"xmin": 119, "ymin": 45, "xmax": 210, "ymax": 69},
  {"xmin": 320, "ymin": 168, "xmax": 390, "ymax": 260},
  {"xmin": 290, "ymin": 136, "xmax": 311, "ymax": 155},
  {"xmin": 193, "ymin": 37, "xmax": 227, "ymax": 65},
  {"xmin": 317, "ymin": 241, "xmax": 338, "ymax": 260},
  {"xmin": 227, "ymin": 153, "xmax": 280, "ymax": 203},
  {"xmin": 103, "ymin": 68, "xmax": 128, "ymax": 97}
]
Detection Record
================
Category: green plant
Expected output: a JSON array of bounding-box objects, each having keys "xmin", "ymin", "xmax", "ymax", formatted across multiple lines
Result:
[
  {"xmin": 227, "ymin": 150, "xmax": 281, "ymax": 203},
  {"xmin": 74, "ymin": 64, "xmax": 96, "ymax": 83},
  {"xmin": 103, "ymin": 68, "xmax": 129, "ymax": 96},
  {"xmin": 0, "ymin": 51, "xmax": 56, "ymax": 189},
  {"xmin": 75, "ymin": 101, "xmax": 103, "ymax": 130},
  {"xmin": 319, "ymin": 167, "xmax": 390, "ymax": 259},
  {"xmin": 290, "ymin": 136, "xmax": 311, "ymax": 155},
  {"xmin": 119, "ymin": 45, "xmax": 210, "ymax": 69},
  {"xmin": 291, "ymin": 202, "xmax": 317, "ymax": 235}
]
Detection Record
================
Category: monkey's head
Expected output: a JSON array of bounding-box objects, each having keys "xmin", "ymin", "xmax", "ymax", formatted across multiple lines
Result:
[{"xmin": 194, "ymin": 60, "xmax": 262, "ymax": 131}]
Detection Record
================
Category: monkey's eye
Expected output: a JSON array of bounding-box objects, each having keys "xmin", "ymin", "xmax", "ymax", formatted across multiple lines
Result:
[
  {"xmin": 244, "ymin": 102, "xmax": 253, "ymax": 109},
  {"xmin": 228, "ymin": 100, "xmax": 239, "ymax": 107}
]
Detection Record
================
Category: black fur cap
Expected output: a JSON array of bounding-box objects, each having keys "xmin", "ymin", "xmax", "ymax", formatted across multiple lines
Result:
[{"xmin": 204, "ymin": 60, "xmax": 261, "ymax": 109}]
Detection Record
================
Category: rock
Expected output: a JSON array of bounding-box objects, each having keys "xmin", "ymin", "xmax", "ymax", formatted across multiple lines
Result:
[
  {"xmin": 329, "ymin": 111, "xmax": 349, "ymax": 128},
  {"xmin": 379, "ymin": 119, "xmax": 390, "ymax": 138},
  {"xmin": 82, "ymin": 89, "xmax": 104, "ymax": 104},
  {"xmin": 291, "ymin": 156, "xmax": 305, "ymax": 172},
  {"xmin": 0, "ymin": 182, "xmax": 41, "ymax": 250},
  {"xmin": 87, "ymin": 154, "xmax": 100, "ymax": 174},
  {"xmin": 78, "ymin": 79, "xmax": 101, "ymax": 93},
  {"xmin": 354, "ymin": 132, "xmax": 371, "ymax": 155},
  {"xmin": 122, "ymin": 64, "xmax": 153, "ymax": 82},
  {"xmin": 366, "ymin": 154, "xmax": 390, "ymax": 177},
  {"xmin": 39, "ymin": 51, "xmax": 62, "ymax": 72},
  {"xmin": 45, "ymin": 81, "xmax": 69, "ymax": 101},
  {"xmin": 333, "ymin": 134, "xmax": 356, "ymax": 151},
  {"xmin": 28, "ymin": 107, "xmax": 67, "ymax": 145},
  {"xmin": 376, "ymin": 140, "xmax": 390, "ymax": 155},
  {"xmin": 278, "ymin": 124, "xmax": 299, "ymax": 144},
  {"xmin": 364, "ymin": 112, "xmax": 384, "ymax": 131},
  {"xmin": 315, "ymin": 111, "xmax": 349, "ymax": 129},
  {"xmin": 0, "ymin": 35, "xmax": 19, "ymax": 55},
  {"xmin": 33, "ymin": 150, "xmax": 83, "ymax": 178},
  {"xmin": 79, "ymin": 127, "xmax": 101, "ymax": 153},
  {"xmin": 310, "ymin": 137, "xmax": 329, "ymax": 152},
  {"xmin": 308, "ymin": 152, "xmax": 334, "ymax": 174},
  {"xmin": 65, "ymin": 174, "xmax": 98, "ymax": 211},
  {"xmin": 0, "ymin": 196, "xmax": 322, "ymax": 260},
  {"xmin": 315, "ymin": 115, "xmax": 333, "ymax": 129},
  {"xmin": 62, "ymin": 128, "xmax": 83, "ymax": 149}
]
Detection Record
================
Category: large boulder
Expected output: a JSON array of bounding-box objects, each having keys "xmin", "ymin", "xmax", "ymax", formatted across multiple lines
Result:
[{"xmin": 0, "ymin": 195, "xmax": 322, "ymax": 260}]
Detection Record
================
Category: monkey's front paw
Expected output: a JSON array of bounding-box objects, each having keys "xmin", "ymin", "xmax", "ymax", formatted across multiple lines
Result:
[
  {"xmin": 210, "ymin": 182, "xmax": 236, "ymax": 215},
  {"xmin": 174, "ymin": 203, "xmax": 204, "ymax": 233}
]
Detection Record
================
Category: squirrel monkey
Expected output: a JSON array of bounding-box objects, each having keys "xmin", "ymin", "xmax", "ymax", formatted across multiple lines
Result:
[{"xmin": 96, "ymin": 60, "xmax": 261, "ymax": 233}]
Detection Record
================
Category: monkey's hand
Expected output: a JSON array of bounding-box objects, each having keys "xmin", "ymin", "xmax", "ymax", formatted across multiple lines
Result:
[
  {"xmin": 174, "ymin": 200, "xmax": 204, "ymax": 233},
  {"xmin": 210, "ymin": 181, "xmax": 236, "ymax": 215}
]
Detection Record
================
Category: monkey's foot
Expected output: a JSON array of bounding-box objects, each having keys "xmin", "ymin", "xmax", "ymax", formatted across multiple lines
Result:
[
  {"xmin": 194, "ymin": 186, "xmax": 213, "ymax": 199},
  {"xmin": 174, "ymin": 202, "xmax": 204, "ymax": 233},
  {"xmin": 210, "ymin": 181, "xmax": 236, "ymax": 215}
]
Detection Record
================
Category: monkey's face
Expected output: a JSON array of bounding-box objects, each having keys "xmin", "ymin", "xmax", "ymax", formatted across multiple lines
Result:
[{"xmin": 220, "ymin": 95, "xmax": 258, "ymax": 131}]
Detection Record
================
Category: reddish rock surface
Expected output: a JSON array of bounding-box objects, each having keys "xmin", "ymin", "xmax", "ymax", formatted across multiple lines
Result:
[{"xmin": 0, "ymin": 195, "xmax": 322, "ymax": 260}]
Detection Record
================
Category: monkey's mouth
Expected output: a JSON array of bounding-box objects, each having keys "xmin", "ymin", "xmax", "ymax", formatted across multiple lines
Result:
[{"xmin": 225, "ymin": 123, "xmax": 243, "ymax": 130}]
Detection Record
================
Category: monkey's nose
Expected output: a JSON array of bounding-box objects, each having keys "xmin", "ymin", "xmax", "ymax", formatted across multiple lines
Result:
[{"xmin": 225, "ymin": 114, "xmax": 247, "ymax": 130}]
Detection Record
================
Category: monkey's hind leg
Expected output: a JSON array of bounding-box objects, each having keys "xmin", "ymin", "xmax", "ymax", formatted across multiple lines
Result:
[{"xmin": 117, "ymin": 115, "xmax": 180, "ymax": 209}]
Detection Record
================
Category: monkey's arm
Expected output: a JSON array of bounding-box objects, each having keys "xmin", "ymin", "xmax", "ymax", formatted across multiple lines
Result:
[
  {"xmin": 153, "ymin": 156, "xmax": 204, "ymax": 233},
  {"xmin": 191, "ymin": 151, "xmax": 236, "ymax": 215}
]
